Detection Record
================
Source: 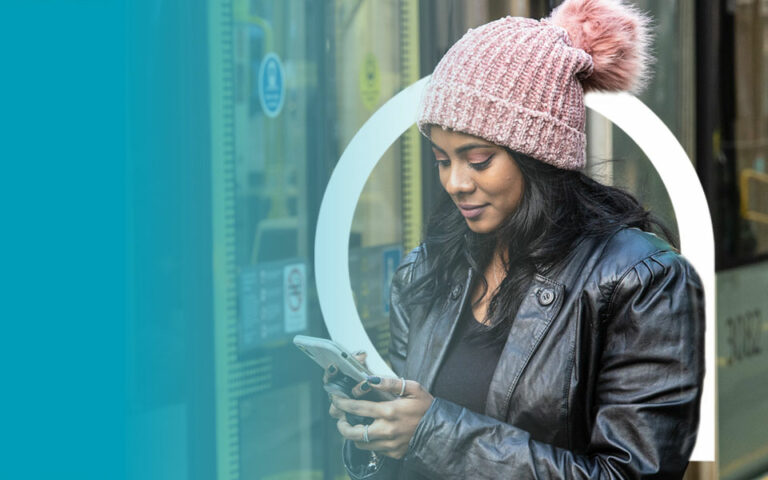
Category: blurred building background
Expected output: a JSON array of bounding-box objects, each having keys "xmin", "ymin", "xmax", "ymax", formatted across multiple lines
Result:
[{"xmin": 125, "ymin": 1, "xmax": 768, "ymax": 479}]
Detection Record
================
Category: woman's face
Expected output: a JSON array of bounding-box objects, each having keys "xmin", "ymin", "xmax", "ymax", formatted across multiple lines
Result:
[{"xmin": 430, "ymin": 126, "xmax": 524, "ymax": 234}]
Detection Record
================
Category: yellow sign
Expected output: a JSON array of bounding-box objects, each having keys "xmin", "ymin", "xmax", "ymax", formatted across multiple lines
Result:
[
  {"xmin": 740, "ymin": 168, "xmax": 768, "ymax": 224},
  {"xmin": 359, "ymin": 52, "xmax": 381, "ymax": 111}
]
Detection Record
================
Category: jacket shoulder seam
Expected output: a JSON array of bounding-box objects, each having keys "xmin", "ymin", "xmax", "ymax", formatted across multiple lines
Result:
[{"xmin": 604, "ymin": 248, "xmax": 668, "ymax": 320}]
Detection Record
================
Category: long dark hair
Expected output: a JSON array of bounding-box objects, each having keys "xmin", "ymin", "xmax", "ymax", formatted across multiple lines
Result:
[{"xmin": 403, "ymin": 150, "xmax": 676, "ymax": 340}]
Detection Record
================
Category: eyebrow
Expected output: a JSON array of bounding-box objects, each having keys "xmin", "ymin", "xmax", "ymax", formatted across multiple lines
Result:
[{"xmin": 430, "ymin": 142, "xmax": 496, "ymax": 155}]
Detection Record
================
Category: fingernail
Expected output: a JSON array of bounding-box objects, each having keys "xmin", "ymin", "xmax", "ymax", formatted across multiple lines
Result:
[
  {"xmin": 328, "ymin": 365, "xmax": 337, "ymax": 374},
  {"xmin": 367, "ymin": 376, "xmax": 381, "ymax": 385},
  {"xmin": 360, "ymin": 382, "xmax": 371, "ymax": 392},
  {"xmin": 353, "ymin": 350, "xmax": 366, "ymax": 356}
]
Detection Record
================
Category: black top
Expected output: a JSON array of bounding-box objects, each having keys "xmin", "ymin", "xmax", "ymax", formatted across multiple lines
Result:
[{"xmin": 431, "ymin": 306, "xmax": 506, "ymax": 415}]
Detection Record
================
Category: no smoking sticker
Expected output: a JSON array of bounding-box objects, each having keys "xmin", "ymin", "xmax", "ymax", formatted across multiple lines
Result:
[{"xmin": 283, "ymin": 263, "xmax": 306, "ymax": 333}]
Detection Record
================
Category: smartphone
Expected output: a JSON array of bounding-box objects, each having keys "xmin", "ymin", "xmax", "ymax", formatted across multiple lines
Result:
[{"xmin": 293, "ymin": 335, "xmax": 395, "ymax": 404}]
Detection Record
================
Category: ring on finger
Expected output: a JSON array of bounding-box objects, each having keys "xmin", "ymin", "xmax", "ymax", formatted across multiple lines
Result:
[
  {"xmin": 398, "ymin": 377, "xmax": 406, "ymax": 397},
  {"xmin": 362, "ymin": 424, "xmax": 370, "ymax": 443}
]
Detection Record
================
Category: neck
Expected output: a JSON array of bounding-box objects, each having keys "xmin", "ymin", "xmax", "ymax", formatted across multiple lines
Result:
[
  {"xmin": 485, "ymin": 245, "xmax": 507, "ymax": 287},
  {"xmin": 493, "ymin": 242, "xmax": 508, "ymax": 271}
]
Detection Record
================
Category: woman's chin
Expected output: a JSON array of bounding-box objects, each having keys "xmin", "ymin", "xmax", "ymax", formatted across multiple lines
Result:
[{"xmin": 465, "ymin": 220, "xmax": 498, "ymax": 234}]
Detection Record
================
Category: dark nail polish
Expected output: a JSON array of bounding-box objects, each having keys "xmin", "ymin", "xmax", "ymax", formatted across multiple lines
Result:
[
  {"xmin": 328, "ymin": 365, "xmax": 337, "ymax": 374},
  {"xmin": 360, "ymin": 382, "xmax": 371, "ymax": 392},
  {"xmin": 367, "ymin": 376, "xmax": 381, "ymax": 385}
]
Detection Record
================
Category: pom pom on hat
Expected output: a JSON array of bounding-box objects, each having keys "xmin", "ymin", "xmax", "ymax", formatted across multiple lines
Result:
[{"xmin": 550, "ymin": 0, "xmax": 652, "ymax": 93}]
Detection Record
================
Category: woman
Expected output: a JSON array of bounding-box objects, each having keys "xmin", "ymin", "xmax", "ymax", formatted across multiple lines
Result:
[{"xmin": 327, "ymin": 0, "xmax": 705, "ymax": 478}]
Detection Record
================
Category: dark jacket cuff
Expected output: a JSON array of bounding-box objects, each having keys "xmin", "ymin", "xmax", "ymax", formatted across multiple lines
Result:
[
  {"xmin": 342, "ymin": 440, "xmax": 401, "ymax": 479},
  {"xmin": 402, "ymin": 397, "xmax": 460, "ymax": 473}
]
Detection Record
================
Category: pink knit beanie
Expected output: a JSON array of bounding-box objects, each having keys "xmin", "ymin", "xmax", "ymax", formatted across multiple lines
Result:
[{"xmin": 417, "ymin": 0, "xmax": 651, "ymax": 170}]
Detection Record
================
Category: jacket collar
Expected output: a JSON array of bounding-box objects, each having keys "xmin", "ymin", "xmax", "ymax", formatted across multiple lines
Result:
[
  {"xmin": 411, "ymin": 232, "xmax": 619, "ymax": 420},
  {"xmin": 485, "ymin": 274, "xmax": 565, "ymax": 419},
  {"xmin": 414, "ymin": 268, "xmax": 566, "ymax": 420},
  {"xmin": 414, "ymin": 268, "xmax": 475, "ymax": 391}
]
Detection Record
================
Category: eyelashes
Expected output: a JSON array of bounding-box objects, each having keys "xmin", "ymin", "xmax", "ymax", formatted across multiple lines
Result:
[
  {"xmin": 471, "ymin": 155, "xmax": 494, "ymax": 170},
  {"xmin": 433, "ymin": 154, "xmax": 495, "ymax": 170}
]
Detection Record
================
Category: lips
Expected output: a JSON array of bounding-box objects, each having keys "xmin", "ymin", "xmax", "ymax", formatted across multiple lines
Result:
[{"xmin": 458, "ymin": 203, "xmax": 487, "ymax": 219}]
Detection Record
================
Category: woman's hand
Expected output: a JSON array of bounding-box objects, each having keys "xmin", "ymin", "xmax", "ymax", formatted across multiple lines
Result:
[
  {"xmin": 332, "ymin": 377, "xmax": 434, "ymax": 459},
  {"xmin": 324, "ymin": 351, "xmax": 367, "ymax": 422}
]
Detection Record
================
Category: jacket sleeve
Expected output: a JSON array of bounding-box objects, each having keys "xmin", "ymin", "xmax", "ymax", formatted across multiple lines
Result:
[
  {"xmin": 342, "ymin": 247, "xmax": 424, "ymax": 480},
  {"xmin": 388, "ymin": 245, "xmax": 423, "ymax": 377},
  {"xmin": 400, "ymin": 250, "xmax": 705, "ymax": 479}
]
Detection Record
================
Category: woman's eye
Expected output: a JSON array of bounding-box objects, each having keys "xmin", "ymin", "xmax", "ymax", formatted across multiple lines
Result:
[
  {"xmin": 470, "ymin": 154, "xmax": 494, "ymax": 170},
  {"xmin": 434, "ymin": 158, "xmax": 450, "ymax": 168}
]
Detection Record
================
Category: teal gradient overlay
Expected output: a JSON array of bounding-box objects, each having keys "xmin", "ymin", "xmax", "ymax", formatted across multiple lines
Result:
[
  {"xmin": 1, "ymin": 0, "xmax": 398, "ymax": 478},
  {"xmin": 0, "ymin": 0, "xmax": 127, "ymax": 478},
  {"xmin": 125, "ymin": 0, "xmax": 216, "ymax": 479}
]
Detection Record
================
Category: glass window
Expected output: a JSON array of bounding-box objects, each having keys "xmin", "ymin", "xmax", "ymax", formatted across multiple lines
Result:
[
  {"xmin": 209, "ymin": 0, "xmax": 332, "ymax": 478},
  {"xmin": 729, "ymin": 0, "xmax": 768, "ymax": 261},
  {"xmin": 587, "ymin": 0, "xmax": 697, "ymax": 245},
  {"xmin": 713, "ymin": 2, "xmax": 768, "ymax": 479},
  {"xmin": 712, "ymin": 0, "xmax": 768, "ymax": 268},
  {"xmin": 208, "ymin": 1, "xmax": 424, "ymax": 478}
]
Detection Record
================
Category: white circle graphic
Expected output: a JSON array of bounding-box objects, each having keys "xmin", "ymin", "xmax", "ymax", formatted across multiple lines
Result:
[{"xmin": 314, "ymin": 77, "xmax": 715, "ymax": 461}]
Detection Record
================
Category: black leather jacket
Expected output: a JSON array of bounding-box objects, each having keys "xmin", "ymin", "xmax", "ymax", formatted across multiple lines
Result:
[{"xmin": 344, "ymin": 227, "xmax": 705, "ymax": 479}]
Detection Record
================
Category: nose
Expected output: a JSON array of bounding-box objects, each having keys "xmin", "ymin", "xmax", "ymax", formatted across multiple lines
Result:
[{"xmin": 443, "ymin": 163, "xmax": 475, "ymax": 196}]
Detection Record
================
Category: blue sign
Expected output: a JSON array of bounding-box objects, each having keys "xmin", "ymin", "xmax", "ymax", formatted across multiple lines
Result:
[{"xmin": 258, "ymin": 52, "xmax": 285, "ymax": 118}]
